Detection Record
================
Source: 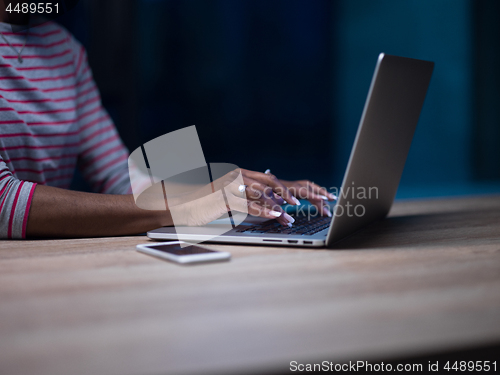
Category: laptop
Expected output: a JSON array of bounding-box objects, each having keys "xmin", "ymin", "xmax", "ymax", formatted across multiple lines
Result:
[{"xmin": 148, "ymin": 53, "xmax": 434, "ymax": 247}]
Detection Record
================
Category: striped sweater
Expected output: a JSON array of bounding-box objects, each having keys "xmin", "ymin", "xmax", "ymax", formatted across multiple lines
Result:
[{"xmin": 0, "ymin": 21, "xmax": 132, "ymax": 239}]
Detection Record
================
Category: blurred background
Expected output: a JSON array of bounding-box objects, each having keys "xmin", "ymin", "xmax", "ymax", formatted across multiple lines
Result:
[{"xmin": 62, "ymin": 0, "xmax": 500, "ymax": 198}]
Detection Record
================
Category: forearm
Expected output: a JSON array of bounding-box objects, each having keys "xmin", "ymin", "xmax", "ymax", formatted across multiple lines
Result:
[{"xmin": 26, "ymin": 185, "xmax": 172, "ymax": 238}]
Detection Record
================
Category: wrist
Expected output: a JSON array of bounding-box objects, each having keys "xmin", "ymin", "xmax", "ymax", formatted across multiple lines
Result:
[
  {"xmin": 156, "ymin": 209, "xmax": 174, "ymax": 227},
  {"xmin": 127, "ymin": 194, "xmax": 174, "ymax": 228}
]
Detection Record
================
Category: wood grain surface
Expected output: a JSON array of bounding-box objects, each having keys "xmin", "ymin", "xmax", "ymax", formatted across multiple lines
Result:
[{"xmin": 1, "ymin": 196, "xmax": 499, "ymax": 375}]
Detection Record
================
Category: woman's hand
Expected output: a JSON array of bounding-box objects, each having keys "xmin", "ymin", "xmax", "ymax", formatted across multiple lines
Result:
[
  {"xmin": 239, "ymin": 169, "xmax": 336, "ymax": 226},
  {"xmin": 134, "ymin": 167, "xmax": 336, "ymax": 228}
]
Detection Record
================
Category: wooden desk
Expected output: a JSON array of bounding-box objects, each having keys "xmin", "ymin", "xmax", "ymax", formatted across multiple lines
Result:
[{"xmin": 1, "ymin": 196, "xmax": 499, "ymax": 375}]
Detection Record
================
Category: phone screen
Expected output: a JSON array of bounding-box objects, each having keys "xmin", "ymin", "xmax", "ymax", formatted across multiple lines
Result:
[{"xmin": 148, "ymin": 244, "xmax": 217, "ymax": 256}]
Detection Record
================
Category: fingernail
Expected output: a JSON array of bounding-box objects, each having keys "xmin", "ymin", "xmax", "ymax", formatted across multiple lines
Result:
[
  {"xmin": 328, "ymin": 193, "xmax": 337, "ymax": 200},
  {"xmin": 287, "ymin": 222, "xmax": 293, "ymax": 228},
  {"xmin": 269, "ymin": 210, "xmax": 281, "ymax": 217},
  {"xmin": 283, "ymin": 200, "xmax": 288, "ymax": 204},
  {"xmin": 291, "ymin": 196, "xmax": 301, "ymax": 205},
  {"xmin": 319, "ymin": 195, "xmax": 329, "ymax": 201},
  {"xmin": 323, "ymin": 207, "xmax": 332, "ymax": 217},
  {"xmin": 283, "ymin": 213, "xmax": 295, "ymax": 224},
  {"xmin": 264, "ymin": 169, "xmax": 271, "ymax": 174}
]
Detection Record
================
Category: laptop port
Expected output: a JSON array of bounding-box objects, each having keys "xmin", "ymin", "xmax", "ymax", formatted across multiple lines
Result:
[
  {"xmin": 288, "ymin": 240, "xmax": 298, "ymax": 244},
  {"xmin": 303, "ymin": 241, "xmax": 313, "ymax": 245}
]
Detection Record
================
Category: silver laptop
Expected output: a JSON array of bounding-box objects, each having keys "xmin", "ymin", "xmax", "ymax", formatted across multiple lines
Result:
[{"xmin": 148, "ymin": 53, "xmax": 434, "ymax": 247}]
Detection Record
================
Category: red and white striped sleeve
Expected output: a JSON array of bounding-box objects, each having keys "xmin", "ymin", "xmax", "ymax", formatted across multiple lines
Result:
[
  {"xmin": 0, "ymin": 157, "xmax": 36, "ymax": 239},
  {"xmin": 71, "ymin": 37, "xmax": 132, "ymax": 194}
]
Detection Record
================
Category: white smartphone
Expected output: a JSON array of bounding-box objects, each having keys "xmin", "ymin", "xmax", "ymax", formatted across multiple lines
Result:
[{"xmin": 136, "ymin": 241, "xmax": 231, "ymax": 264}]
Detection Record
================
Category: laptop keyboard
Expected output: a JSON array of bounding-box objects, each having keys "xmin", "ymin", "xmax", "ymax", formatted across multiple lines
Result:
[{"xmin": 236, "ymin": 215, "xmax": 331, "ymax": 236}]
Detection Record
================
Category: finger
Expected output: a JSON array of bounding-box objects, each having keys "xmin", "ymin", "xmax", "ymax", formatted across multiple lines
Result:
[
  {"xmin": 304, "ymin": 196, "xmax": 332, "ymax": 218},
  {"xmin": 305, "ymin": 181, "xmax": 337, "ymax": 200},
  {"xmin": 243, "ymin": 169, "xmax": 301, "ymax": 206},
  {"xmin": 281, "ymin": 179, "xmax": 336, "ymax": 201},
  {"xmin": 256, "ymin": 193, "xmax": 296, "ymax": 226},
  {"xmin": 320, "ymin": 201, "xmax": 332, "ymax": 217},
  {"xmin": 272, "ymin": 192, "xmax": 286, "ymax": 205},
  {"xmin": 287, "ymin": 181, "xmax": 335, "ymax": 201},
  {"xmin": 246, "ymin": 200, "xmax": 295, "ymax": 226},
  {"xmin": 288, "ymin": 184, "xmax": 310, "ymax": 201},
  {"xmin": 229, "ymin": 188, "xmax": 294, "ymax": 226},
  {"xmin": 224, "ymin": 177, "xmax": 265, "ymax": 200},
  {"xmin": 243, "ymin": 178, "xmax": 286, "ymax": 207}
]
